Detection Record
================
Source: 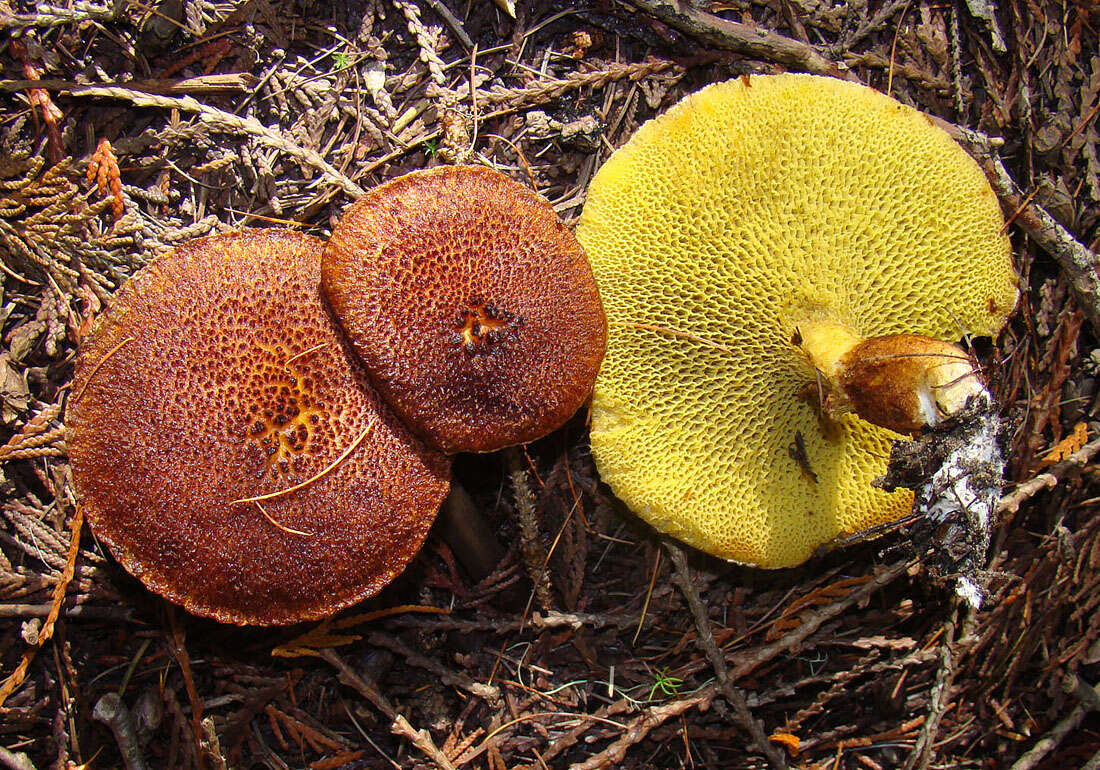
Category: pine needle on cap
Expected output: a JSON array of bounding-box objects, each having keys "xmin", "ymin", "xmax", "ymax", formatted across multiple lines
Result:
[{"xmin": 232, "ymin": 426, "xmax": 372, "ymax": 505}]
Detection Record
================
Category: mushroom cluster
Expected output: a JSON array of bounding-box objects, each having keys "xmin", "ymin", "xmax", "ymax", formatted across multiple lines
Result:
[
  {"xmin": 67, "ymin": 168, "xmax": 606, "ymax": 625},
  {"xmin": 577, "ymin": 74, "xmax": 1018, "ymax": 605},
  {"xmin": 69, "ymin": 75, "xmax": 1021, "ymax": 623}
]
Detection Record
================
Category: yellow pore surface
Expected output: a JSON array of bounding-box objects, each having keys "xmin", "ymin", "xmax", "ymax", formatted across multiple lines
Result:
[{"xmin": 577, "ymin": 74, "xmax": 1018, "ymax": 568}]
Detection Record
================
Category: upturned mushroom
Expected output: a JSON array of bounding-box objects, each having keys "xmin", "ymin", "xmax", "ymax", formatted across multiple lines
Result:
[
  {"xmin": 66, "ymin": 230, "xmax": 452, "ymax": 625},
  {"xmin": 577, "ymin": 74, "xmax": 1018, "ymax": 605},
  {"xmin": 321, "ymin": 165, "xmax": 608, "ymax": 454}
]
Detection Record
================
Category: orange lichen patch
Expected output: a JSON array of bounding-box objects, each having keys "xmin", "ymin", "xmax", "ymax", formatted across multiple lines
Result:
[
  {"xmin": 66, "ymin": 230, "xmax": 451, "ymax": 626},
  {"xmin": 1038, "ymin": 421, "xmax": 1088, "ymax": 468},
  {"xmin": 322, "ymin": 166, "xmax": 607, "ymax": 454},
  {"xmin": 768, "ymin": 732, "xmax": 801, "ymax": 757}
]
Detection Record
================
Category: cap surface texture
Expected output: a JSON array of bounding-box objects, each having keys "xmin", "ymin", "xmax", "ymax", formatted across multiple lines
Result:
[
  {"xmin": 576, "ymin": 74, "xmax": 1017, "ymax": 568},
  {"xmin": 66, "ymin": 230, "xmax": 452, "ymax": 625},
  {"xmin": 322, "ymin": 166, "xmax": 607, "ymax": 453}
]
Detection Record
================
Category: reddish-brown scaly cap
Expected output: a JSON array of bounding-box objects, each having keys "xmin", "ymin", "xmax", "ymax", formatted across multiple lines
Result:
[
  {"xmin": 321, "ymin": 166, "xmax": 607, "ymax": 453},
  {"xmin": 66, "ymin": 230, "xmax": 452, "ymax": 626}
]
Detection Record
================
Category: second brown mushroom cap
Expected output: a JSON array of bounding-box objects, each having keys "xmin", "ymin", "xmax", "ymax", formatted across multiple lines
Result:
[{"xmin": 322, "ymin": 166, "xmax": 608, "ymax": 454}]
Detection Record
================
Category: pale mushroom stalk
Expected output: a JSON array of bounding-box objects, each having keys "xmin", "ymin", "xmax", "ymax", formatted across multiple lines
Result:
[
  {"xmin": 796, "ymin": 323, "xmax": 989, "ymax": 434},
  {"xmin": 910, "ymin": 405, "xmax": 1002, "ymax": 609},
  {"xmin": 798, "ymin": 323, "xmax": 1004, "ymax": 608}
]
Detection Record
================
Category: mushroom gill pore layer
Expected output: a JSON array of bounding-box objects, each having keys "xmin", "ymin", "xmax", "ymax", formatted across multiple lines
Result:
[
  {"xmin": 576, "ymin": 74, "xmax": 1018, "ymax": 569},
  {"xmin": 321, "ymin": 165, "xmax": 608, "ymax": 454},
  {"xmin": 66, "ymin": 230, "xmax": 452, "ymax": 625}
]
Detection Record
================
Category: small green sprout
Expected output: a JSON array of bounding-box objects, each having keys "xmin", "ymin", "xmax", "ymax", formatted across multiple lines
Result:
[
  {"xmin": 333, "ymin": 51, "xmax": 351, "ymax": 70},
  {"xmin": 648, "ymin": 667, "xmax": 684, "ymax": 700},
  {"xmin": 423, "ymin": 138, "xmax": 440, "ymax": 159}
]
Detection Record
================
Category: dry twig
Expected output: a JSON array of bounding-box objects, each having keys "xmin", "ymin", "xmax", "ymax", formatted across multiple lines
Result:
[
  {"xmin": 509, "ymin": 447, "xmax": 553, "ymax": 614},
  {"xmin": 943, "ymin": 122, "xmax": 1100, "ymax": 334},
  {"xmin": 575, "ymin": 560, "xmax": 910, "ymax": 768},
  {"xmin": 320, "ymin": 647, "xmax": 456, "ymax": 770},
  {"xmin": 1, "ymin": 1, "xmax": 117, "ymax": 29},
  {"xmin": 0, "ymin": 402, "xmax": 64, "ymax": 462},
  {"xmin": 1009, "ymin": 675, "xmax": 1100, "ymax": 770},
  {"xmin": 903, "ymin": 606, "xmax": 974, "ymax": 770},
  {"xmin": 664, "ymin": 539, "xmax": 788, "ymax": 769},
  {"xmin": 622, "ymin": 0, "xmax": 851, "ymax": 78},
  {"xmin": 0, "ymin": 509, "xmax": 83, "ymax": 707},
  {"xmin": 998, "ymin": 436, "xmax": 1100, "ymax": 516},
  {"xmin": 93, "ymin": 692, "xmax": 150, "ymax": 770}
]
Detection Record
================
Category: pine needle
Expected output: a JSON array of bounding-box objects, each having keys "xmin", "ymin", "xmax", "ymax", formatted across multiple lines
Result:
[
  {"xmin": 284, "ymin": 342, "xmax": 329, "ymax": 367},
  {"xmin": 232, "ymin": 426, "xmax": 372, "ymax": 505},
  {"xmin": 71, "ymin": 337, "xmax": 134, "ymax": 403},
  {"xmin": 633, "ymin": 548, "xmax": 661, "ymax": 645},
  {"xmin": 614, "ymin": 321, "xmax": 736, "ymax": 356},
  {"xmin": 254, "ymin": 501, "xmax": 313, "ymax": 537}
]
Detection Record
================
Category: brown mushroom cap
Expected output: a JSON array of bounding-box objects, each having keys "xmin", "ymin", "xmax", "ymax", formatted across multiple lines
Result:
[
  {"xmin": 321, "ymin": 166, "xmax": 607, "ymax": 454},
  {"xmin": 66, "ymin": 230, "xmax": 451, "ymax": 625}
]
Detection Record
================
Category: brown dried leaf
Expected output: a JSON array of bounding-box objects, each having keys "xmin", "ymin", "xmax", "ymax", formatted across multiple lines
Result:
[{"xmin": 0, "ymin": 353, "xmax": 31, "ymax": 425}]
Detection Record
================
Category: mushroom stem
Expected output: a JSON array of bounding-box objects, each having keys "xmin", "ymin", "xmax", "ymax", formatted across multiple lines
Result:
[
  {"xmin": 794, "ymin": 320, "xmax": 862, "ymax": 381},
  {"xmin": 797, "ymin": 325, "xmax": 988, "ymax": 435},
  {"xmin": 799, "ymin": 325, "xmax": 1003, "ymax": 607},
  {"xmin": 436, "ymin": 483, "xmax": 505, "ymax": 581}
]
